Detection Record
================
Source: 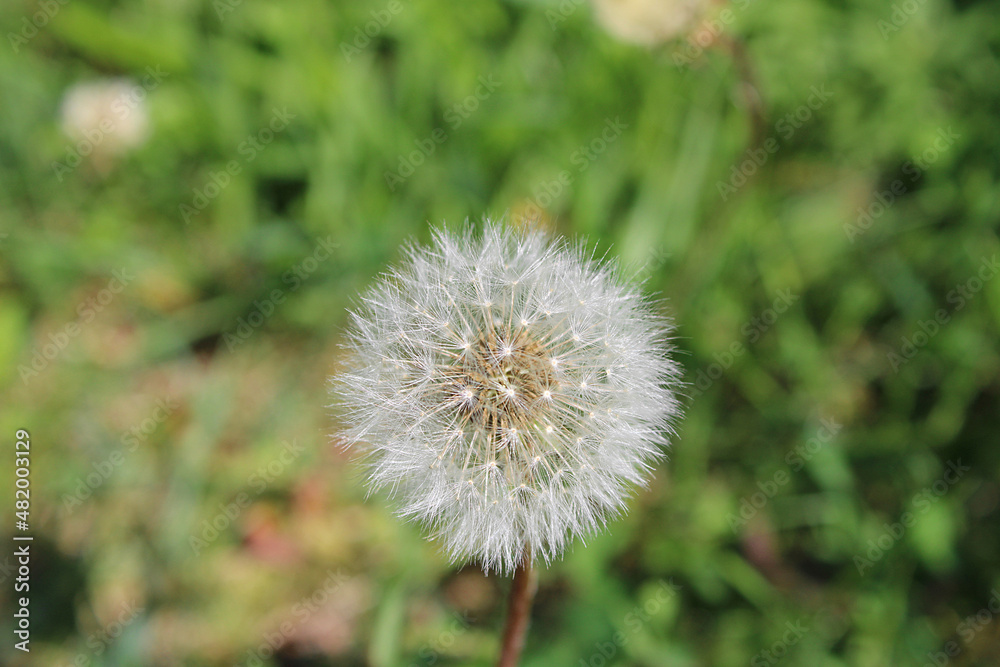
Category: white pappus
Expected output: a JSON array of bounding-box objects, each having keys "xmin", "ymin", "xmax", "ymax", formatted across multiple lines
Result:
[{"xmin": 332, "ymin": 221, "xmax": 682, "ymax": 574}]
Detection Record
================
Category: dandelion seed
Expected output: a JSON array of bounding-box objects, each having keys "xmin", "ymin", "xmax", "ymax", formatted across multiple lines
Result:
[{"xmin": 332, "ymin": 221, "xmax": 682, "ymax": 574}]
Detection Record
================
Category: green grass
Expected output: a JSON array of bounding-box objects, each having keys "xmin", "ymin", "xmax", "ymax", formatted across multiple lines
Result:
[{"xmin": 1, "ymin": 0, "xmax": 999, "ymax": 665}]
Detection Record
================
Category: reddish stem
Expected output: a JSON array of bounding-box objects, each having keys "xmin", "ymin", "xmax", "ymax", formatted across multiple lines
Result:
[{"xmin": 496, "ymin": 557, "xmax": 537, "ymax": 667}]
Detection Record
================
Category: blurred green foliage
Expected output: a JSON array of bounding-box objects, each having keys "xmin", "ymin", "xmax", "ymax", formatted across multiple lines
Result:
[{"xmin": 1, "ymin": 0, "xmax": 999, "ymax": 665}]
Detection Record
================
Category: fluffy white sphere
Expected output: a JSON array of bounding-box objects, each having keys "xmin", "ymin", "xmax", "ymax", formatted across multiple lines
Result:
[
  {"xmin": 591, "ymin": 0, "xmax": 709, "ymax": 46},
  {"xmin": 333, "ymin": 222, "xmax": 681, "ymax": 574},
  {"xmin": 60, "ymin": 79, "xmax": 149, "ymax": 155}
]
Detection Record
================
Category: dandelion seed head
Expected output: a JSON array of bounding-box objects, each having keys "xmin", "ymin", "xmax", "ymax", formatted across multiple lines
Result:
[
  {"xmin": 591, "ymin": 0, "xmax": 709, "ymax": 46},
  {"xmin": 59, "ymin": 79, "xmax": 150, "ymax": 165},
  {"xmin": 333, "ymin": 221, "xmax": 682, "ymax": 574}
]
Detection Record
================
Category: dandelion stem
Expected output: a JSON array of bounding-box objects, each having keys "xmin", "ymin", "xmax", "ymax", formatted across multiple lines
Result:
[
  {"xmin": 721, "ymin": 34, "xmax": 766, "ymax": 148},
  {"xmin": 497, "ymin": 556, "xmax": 537, "ymax": 667}
]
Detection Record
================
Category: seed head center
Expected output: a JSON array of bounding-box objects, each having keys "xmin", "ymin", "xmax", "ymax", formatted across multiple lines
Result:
[{"xmin": 448, "ymin": 328, "xmax": 553, "ymax": 432}]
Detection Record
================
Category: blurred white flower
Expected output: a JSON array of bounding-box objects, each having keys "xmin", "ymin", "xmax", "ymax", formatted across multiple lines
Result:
[
  {"xmin": 591, "ymin": 0, "xmax": 709, "ymax": 45},
  {"xmin": 333, "ymin": 222, "xmax": 682, "ymax": 574},
  {"xmin": 60, "ymin": 79, "xmax": 149, "ymax": 157}
]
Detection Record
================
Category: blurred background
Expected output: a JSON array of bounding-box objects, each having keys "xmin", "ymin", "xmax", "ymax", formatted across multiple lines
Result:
[{"xmin": 1, "ymin": 0, "xmax": 999, "ymax": 664}]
